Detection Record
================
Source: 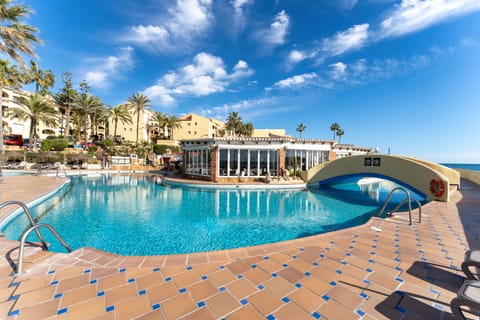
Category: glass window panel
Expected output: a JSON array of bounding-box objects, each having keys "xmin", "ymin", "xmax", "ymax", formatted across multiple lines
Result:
[
  {"xmin": 229, "ymin": 149, "xmax": 238, "ymax": 176},
  {"xmin": 219, "ymin": 149, "xmax": 228, "ymax": 176},
  {"xmin": 259, "ymin": 150, "xmax": 268, "ymax": 175},
  {"xmin": 240, "ymin": 150, "xmax": 248, "ymax": 177},
  {"xmin": 250, "ymin": 150, "xmax": 258, "ymax": 176}
]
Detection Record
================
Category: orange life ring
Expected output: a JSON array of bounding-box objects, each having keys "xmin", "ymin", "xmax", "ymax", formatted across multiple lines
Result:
[{"xmin": 429, "ymin": 178, "xmax": 445, "ymax": 197}]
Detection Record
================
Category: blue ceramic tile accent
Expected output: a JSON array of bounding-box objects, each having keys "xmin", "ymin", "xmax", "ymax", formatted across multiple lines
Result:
[
  {"xmin": 106, "ymin": 305, "xmax": 115, "ymax": 312},
  {"xmin": 9, "ymin": 282, "xmax": 19, "ymax": 287},
  {"xmin": 266, "ymin": 314, "xmax": 276, "ymax": 320},
  {"xmin": 97, "ymin": 291, "xmax": 105, "ymax": 297},
  {"xmin": 366, "ymin": 268, "xmax": 372, "ymax": 273},
  {"xmin": 394, "ymin": 258, "xmax": 401, "ymax": 262},
  {"xmin": 54, "ymin": 293, "xmax": 63, "ymax": 299},
  {"xmin": 90, "ymin": 279, "xmax": 97, "ymax": 284},
  {"xmin": 153, "ymin": 267, "xmax": 160, "ymax": 272},
  {"xmin": 165, "ymin": 277, "xmax": 172, "ymax": 282},
  {"xmin": 8, "ymin": 310, "xmax": 19, "ymax": 317},
  {"xmin": 237, "ymin": 274, "xmax": 243, "ymax": 279},
  {"xmin": 329, "ymin": 281, "xmax": 337, "ymax": 286},
  {"xmin": 304, "ymin": 272, "xmax": 311, "ymax": 276},
  {"xmin": 360, "ymin": 292, "xmax": 368, "ymax": 299},
  {"xmin": 395, "ymin": 277, "xmax": 403, "ymax": 283},
  {"xmin": 48, "ymin": 270, "xmax": 56, "ymax": 274},
  {"xmin": 119, "ymin": 268, "xmax": 126, "ymax": 273},
  {"xmin": 272, "ymin": 273, "xmax": 278, "ymax": 277},
  {"xmin": 295, "ymin": 283, "xmax": 302, "ymax": 288},
  {"xmin": 179, "ymin": 288, "xmax": 187, "ymax": 293},
  {"xmin": 345, "ymin": 252, "xmax": 351, "ymax": 256},
  {"xmin": 395, "ymin": 306, "xmax": 406, "ymax": 314},
  {"xmin": 325, "ymin": 248, "xmax": 331, "ymax": 251},
  {"xmin": 240, "ymin": 299, "xmax": 248, "ymax": 305},
  {"xmin": 57, "ymin": 308, "xmax": 68, "ymax": 315},
  {"xmin": 282, "ymin": 263, "xmax": 288, "ymax": 267},
  {"xmin": 319, "ymin": 254, "xmax": 325, "ymax": 258},
  {"xmin": 282, "ymin": 297, "xmax": 290, "ymax": 303},
  {"xmin": 433, "ymin": 303, "xmax": 445, "ymax": 311},
  {"xmin": 322, "ymin": 294, "xmax": 330, "ymax": 301},
  {"xmin": 395, "ymin": 267, "xmax": 402, "ymax": 271},
  {"xmin": 429, "ymin": 288, "xmax": 439, "ymax": 295},
  {"xmin": 312, "ymin": 311, "xmax": 322, "ymax": 319},
  {"xmin": 300, "ymin": 248, "xmax": 305, "ymax": 251},
  {"xmin": 251, "ymin": 264, "xmax": 257, "ymax": 268},
  {"xmin": 356, "ymin": 309, "xmax": 366, "ymax": 316},
  {"xmin": 263, "ymin": 256, "xmax": 270, "ymax": 260},
  {"xmin": 8, "ymin": 294, "xmax": 19, "ymax": 301},
  {"xmin": 341, "ymin": 261, "xmax": 347, "ymax": 265},
  {"xmin": 219, "ymin": 286, "xmax": 226, "ymax": 291},
  {"xmin": 363, "ymin": 279, "xmax": 370, "ymax": 285},
  {"xmin": 312, "ymin": 262, "xmax": 318, "ymax": 266},
  {"xmin": 292, "ymin": 255, "xmax": 297, "ymax": 259},
  {"xmin": 152, "ymin": 303, "xmax": 160, "ymax": 310},
  {"xmin": 201, "ymin": 275, "xmax": 208, "ymax": 280},
  {"xmin": 421, "ymin": 257, "xmax": 428, "ymax": 261},
  {"xmin": 335, "ymin": 270, "xmax": 342, "ymax": 274},
  {"xmin": 128, "ymin": 278, "xmax": 136, "ymax": 283},
  {"xmin": 50, "ymin": 280, "xmax": 59, "ymax": 286},
  {"xmin": 197, "ymin": 301, "xmax": 205, "ymax": 308},
  {"xmin": 220, "ymin": 265, "xmax": 225, "ymax": 269},
  {"xmin": 368, "ymin": 259, "xmax": 374, "ymax": 263},
  {"xmin": 84, "ymin": 269, "xmax": 91, "ymax": 274},
  {"xmin": 369, "ymin": 251, "xmax": 376, "ymax": 255},
  {"xmin": 371, "ymin": 245, "xmax": 377, "ymax": 249},
  {"xmin": 258, "ymin": 284, "xmax": 264, "ymax": 290},
  {"xmin": 186, "ymin": 266, "xmax": 193, "ymax": 270},
  {"xmin": 139, "ymin": 290, "xmax": 146, "ymax": 295}
]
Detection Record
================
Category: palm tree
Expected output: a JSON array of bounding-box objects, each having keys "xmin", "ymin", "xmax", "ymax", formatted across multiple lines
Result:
[
  {"xmin": 336, "ymin": 129, "xmax": 345, "ymax": 143},
  {"xmin": 165, "ymin": 114, "xmax": 181, "ymax": 140},
  {"xmin": 240, "ymin": 122, "xmax": 254, "ymax": 137},
  {"xmin": 127, "ymin": 93, "xmax": 151, "ymax": 144},
  {"xmin": 26, "ymin": 60, "xmax": 55, "ymax": 95},
  {"xmin": 330, "ymin": 122, "xmax": 340, "ymax": 141},
  {"xmin": 0, "ymin": 59, "xmax": 24, "ymax": 89},
  {"xmin": 225, "ymin": 112, "xmax": 242, "ymax": 136},
  {"xmin": 109, "ymin": 104, "xmax": 132, "ymax": 138},
  {"xmin": 12, "ymin": 93, "xmax": 58, "ymax": 149},
  {"xmin": 54, "ymin": 72, "xmax": 77, "ymax": 141},
  {"xmin": 296, "ymin": 123, "xmax": 306, "ymax": 139},
  {"xmin": 150, "ymin": 111, "xmax": 166, "ymax": 140},
  {"xmin": 0, "ymin": 0, "xmax": 41, "ymax": 153},
  {"xmin": 74, "ymin": 93, "xmax": 103, "ymax": 144}
]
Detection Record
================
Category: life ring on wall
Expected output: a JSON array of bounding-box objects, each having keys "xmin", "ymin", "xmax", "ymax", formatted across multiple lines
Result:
[{"xmin": 429, "ymin": 178, "xmax": 445, "ymax": 197}]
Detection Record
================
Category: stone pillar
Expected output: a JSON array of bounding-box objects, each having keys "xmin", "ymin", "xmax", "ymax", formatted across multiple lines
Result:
[
  {"xmin": 211, "ymin": 146, "xmax": 218, "ymax": 182},
  {"xmin": 279, "ymin": 147, "xmax": 286, "ymax": 177}
]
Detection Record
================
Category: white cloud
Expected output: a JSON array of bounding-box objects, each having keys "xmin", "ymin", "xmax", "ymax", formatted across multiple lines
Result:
[
  {"xmin": 231, "ymin": 0, "xmax": 253, "ymax": 32},
  {"xmin": 143, "ymin": 52, "xmax": 254, "ymax": 106},
  {"xmin": 329, "ymin": 62, "xmax": 347, "ymax": 80},
  {"xmin": 255, "ymin": 10, "xmax": 290, "ymax": 52},
  {"xmin": 322, "ymin": 23, "xmax": 369, "ymax": 56},
  {"xmin": 274, "ymin": 72, "xmax": 317, "ymax": 88},
  {"xmin": 198, "ymin": 97, "xmax": 280, "ymax": 121},
  {"xmin": 82, "ymin": 46, "xmax": 134, "ymax": 89},
  {"xmin": 379, "ymin": 0, "xmax": 480, "ymax": 39},
  {"xmin": 288, "ymin": 50, "xmax": 308, "ymax": 64},
  {"xmin": 339, "ymin": 0, "xmax": 358, "ymax": 10},
  {"xmin": 120, "ymin": 0, "xmax": 213, "ymax": 54}
]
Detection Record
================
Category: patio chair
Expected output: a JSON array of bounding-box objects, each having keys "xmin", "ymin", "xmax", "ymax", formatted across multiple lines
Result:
[
  {"xmin": 462, "ymin": 250, "xmax": 480, "ymax": 280},
  {"xmin": 451, "ymin": 280, "xmax": 480, "ymax": 319},
  {"xmin": 15, "ymin": 161, "xmax": 28, "ymax": 170}
]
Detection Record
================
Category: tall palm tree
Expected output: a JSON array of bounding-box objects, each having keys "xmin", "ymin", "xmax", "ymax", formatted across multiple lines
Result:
[
  {"xmin": 0, "ymin": 0, "xmax": 41, "ymax": 153},
  {"xmin": 150, "ymin": 111, "xmax": 166, "ymax": 140},
  {"xmin": 109, "ymin": 104, "xmax": 132, "ymax": 138},
  {"xmin": 11, "ymin": 93, "xmax": 58, "ymax": 149},
  {"xmin": 127, "ymin": 93, "xmax": 151, "ymax": 144},
  {"xmin": 225, "ymin": 112, "xmax": 242, "ymax": 136},
  {"xmin": 330, "ymin": 122, "xmax": 340, "ymax": 141},
  {"xmin": 74, "ymin": 93, "xmax": 103, "ymax": 144},
  {"xmin": 165, "ymin": 114, "xmax": 181, "ymax": 140},
  {"xmin": 54, "ymin": 72, "xmax": 77, "ymax": 141},
  {"xmin": 0, "ymin": 59, "xmax": 24, "ymax": 90},
  {"xmin": 336, "ymin": 129, "xmax": 345, "ymax": 143},
  {"xmin": 26, "ymin": 60, "xmax": 55, "ymax": 94},
  {"xmin": 296, "ymin": 123, "xmax": 306, "ymax": 139}
]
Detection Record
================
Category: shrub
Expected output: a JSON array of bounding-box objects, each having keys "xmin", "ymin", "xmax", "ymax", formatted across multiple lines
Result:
[{"xmin": 41, "ymin": 139, "xmax": 69, "ymax": 151}]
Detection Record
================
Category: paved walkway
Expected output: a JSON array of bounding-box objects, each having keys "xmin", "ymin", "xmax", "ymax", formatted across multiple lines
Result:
[{"xmin": 0, "ymin": 174, "xmax": 478, "ymax": 319}]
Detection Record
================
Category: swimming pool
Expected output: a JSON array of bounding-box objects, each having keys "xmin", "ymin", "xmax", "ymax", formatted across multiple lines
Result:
[{"xmin": 0, "ymin": 174, "xmax": 425, "ymax": 255}]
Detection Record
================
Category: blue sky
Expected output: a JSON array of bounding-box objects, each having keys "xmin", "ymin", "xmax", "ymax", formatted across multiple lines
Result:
[{"xmin": 19, "ymin": 0, "xmax": 480, "ymax": 163}]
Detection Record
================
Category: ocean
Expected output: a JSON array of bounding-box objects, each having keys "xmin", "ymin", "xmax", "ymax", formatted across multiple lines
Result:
[{"xmin": 442, "ymin": 163, "xmax": 480, "ymax": 171}]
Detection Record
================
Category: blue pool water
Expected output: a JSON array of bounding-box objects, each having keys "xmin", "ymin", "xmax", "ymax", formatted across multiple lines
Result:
[{"xmin": 0, "ymin": 174, "xmax": 425, "ymax": 255}]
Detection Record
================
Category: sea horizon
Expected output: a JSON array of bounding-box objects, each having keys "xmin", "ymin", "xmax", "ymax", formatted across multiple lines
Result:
[{"xmin": 442, "ymin": 163, "xmax": 480, "ymax": 171}]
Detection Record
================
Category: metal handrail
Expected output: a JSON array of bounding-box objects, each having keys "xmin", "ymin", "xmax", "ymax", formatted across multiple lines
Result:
[
  {"xmin": 0, "ymin": 201, "xmax": 48, "ymax": 250},
  {"xmin": 378, "ymin": 187, "xmax": 422, "ymax": 225},
  {"xmin": 15, "ymin": 223, "xmax": 72, "ymax": 276},
  {"xmin": 55, "ymin": 165, "xmax": 68, "ymax": 178}
]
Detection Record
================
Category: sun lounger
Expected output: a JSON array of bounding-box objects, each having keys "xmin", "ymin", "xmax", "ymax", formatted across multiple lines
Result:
[
  {"xmin": 451, "ymin": 280, "xmax": 480, "ymax": 319},
  {"xmin": 462, "ymin": 250, "xmax": 480, "ymax": 280}
]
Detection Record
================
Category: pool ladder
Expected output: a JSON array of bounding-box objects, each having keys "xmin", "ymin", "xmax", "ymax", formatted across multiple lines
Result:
[
  {"xmin": 0, "ymin": 200, "xmax": 72, "ymax": 276},
  {"xmin": 378, "ymin": 187, "xmax": 422, "ymax": 225}
]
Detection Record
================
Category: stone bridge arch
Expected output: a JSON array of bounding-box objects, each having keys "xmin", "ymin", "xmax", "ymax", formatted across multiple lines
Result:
[{"xmin": 304, "ymin": 155, "xmax": 460, "ymax": 202}]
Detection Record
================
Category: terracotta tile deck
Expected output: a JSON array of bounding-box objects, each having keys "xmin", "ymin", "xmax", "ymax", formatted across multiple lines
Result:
[{"xmin": 0, "ymin": 174, "xmax": 479, "ymax": 319}]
